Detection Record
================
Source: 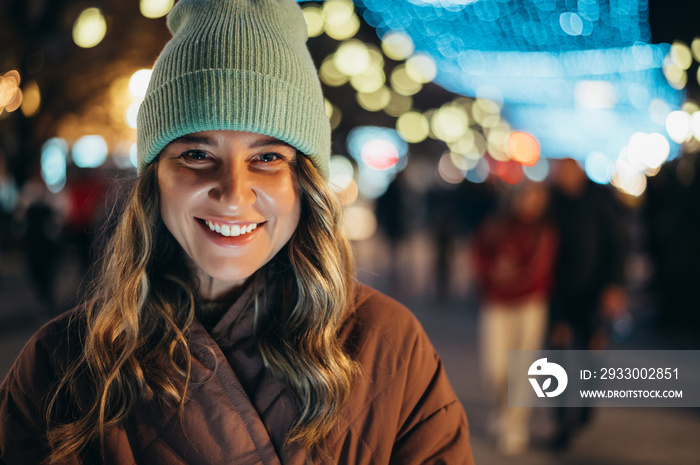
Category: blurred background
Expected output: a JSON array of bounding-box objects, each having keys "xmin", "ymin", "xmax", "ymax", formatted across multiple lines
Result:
[{"xmin": 1, "ymin": 0, "xmax": 699, "ymax": 463}]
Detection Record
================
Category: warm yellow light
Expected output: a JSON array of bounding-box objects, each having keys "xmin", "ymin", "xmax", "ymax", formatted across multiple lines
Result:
[
  {"xmin": 357, "ymin": 87, "xmax": 391, "ymax": 112},
  {"xmin": 448, "ymin": 132, "xmax": 476, "ymax": 156},
  {"xmin": 691, "ymin": 37, "xmax": 700, "ymax": 62},
  {"xmin": 472, "ymin": 98, "xmax": 501, "ymax": 126},
  {"xmin": 381, "ymin": 31, "xmax": 414, "ymax": 61},
  {"xmin": 129, "ymin": 69, "xmax": 152, "ymax": 99},
  {"xmin": 140, "ymin": 0, "xmax": 174, "ymax": 19},
  {"xmin": 3, "ymin": 70, "xmax": 20, "ymax": 87},
  {"xmin": 350, "ymin": 66, "xmax": 385, "ymax": 93},
  {"xmin": 73, "ymin": 8, "xmax": 107, "ymax": 48},
  {"xmin": 367, "ymin": 45, "xmax": 384, "ymax": 68},
  {"xmin": 125, "ymin": 101, "xmax": 141, "ymax": 129},
  {"xmin": 682, "ymin": 101, "xmax": 700, "ymax": 114},
  {"xmin": 334, "ymin": 40, "xmax": 370, "ymax": 76},
  {"xmin": 488, "ymin": 128, "xmax": 512, "ymax": 162},
  {"xmin": 663, "ymin": 65, "xmax": 687, "ymax": 90},
  {"xmin": 320, "ymin": 56, "xmax": 348, "ymax": 86},
  {"xmin": 405, "ymin": 53, "xmax": 437, "ymax": 83},
  {"xmin": 343, "ymin": 204, "xmax": 377, "ymax": 241},
  {"xmin": 396, "ymin": 111, "xmax": 429, "ymax": 143},
  {"xmin": 302, "ymin": 5, "xmax": 324, "ymax": 38},
  {"xmin": 329, "ymin": 103, "xmax": 342, "ymax": 130},
  {"xmin": 507, "ymin": 132, "xmax": 540, "ymax": 166},
  {"xmin": 325, "ymin": 13, "xmax": 359, "ymax": 40},
  {"xmin": 383, "ymin": 92, "xmax": 412, "ymax": 117},
  {"xmin": 390, "ymin": 65, "xmax": 422, "ymax": 96},
  {"xmin": 20, "ymin": 80, "xmax": 40, "ymax": 117},
  {"xmin": 666, "ymin": 110, "xmax": 692, "ymax": 143},
  {"xmin": 670, "ymin": 42, "xmax": 693, "ymax": 70},
  {"xmin": 612, "ymin": 158, "xmax": 647, "ymax": 197},
  {"xmin": 323, "ymin": 0, "xmax": 354, "ymax": 27},
  {"xmin": 431, "ymin": 104, "xmax": 469, "ymax": 143}
]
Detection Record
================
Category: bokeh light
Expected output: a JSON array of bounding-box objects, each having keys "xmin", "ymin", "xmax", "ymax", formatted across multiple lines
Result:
[
  {"xmin": 72, "ymin": 135, "xmax": 108, "ymax": 168},
  {"xmin": 431, "ymin": 103, "xmax": 469, "ymax": 143},
  {"xmin": 140, "ymin": 0, "xmax": 174, "ymax": 19},
  {"xmin": 691, "ymin": 37, "xmax": 700, "ymax": 62},
  {"xmin": 523, "ymin": 156, "xmax": 550, "ymax": 182},
  {"xmin": 494, "ymin": 160, "xmax": 524, "ymax": 185},
  {"xmin": 585, "ymin": 151, "xmax": 613, "ymax": 184},
  {"xmin": 612, "ymin": 157, "xmax": 647, "ymax": 197},
  {"xmin": 129, "ymin": 69, "xmax": 152, "ymax": 98},
  {"xmin": 302, "ymin": 4, "xmax": 324, "ymax": 38},
  {"xmin": 20, "ymin": 80, "xmax": 40, "ymax": 117},
  {"xmin": 125, "ymin": 101, "xmax": 141, "ymax": 129},
  {"xmin": 73, "ymin": 8, "xmax": 107, "ymax": 48},
  {"xmin": 343, "ymin": 204, "xmax": 377, "ymax": 241},
  {"xmin": 329, "ymin": 155, "xmax": 355, "ymax": 192},
  {"xmin": 357, "ymin": 86, "xmax": 391, "ymax": 112},
  {"xmin": 691, "ymin": 112, "xmax": 700, "ymax": 141},
  {"xmin": 41, "ymin": 138, "xmax": 68, "ymax": 193},
  {"xmin": 381, "ymin": 31, "xmax": 415, "ymax": 61},
  {"xmin": 384, "ymin": 92, "xmax": 412, "ymax": 117},
  {"xmin": 465, "ymin": 158, "xmax": 490, "ymax": 183},
  {"xmin": 665, "ymin": 110, "xmax": 691, "ymax": 143},
  {"xmin": 486, "ymin": 126, "xmax": 511, "ymax": 162},
  {"xmin": 320, "ymin": 56, "xmax": 348, "ymax": 86},
  {"xmin": 396, "ymin": 111, "xmax": 430, "ymax": 143},
  {"xmin": 323, "ymin": 0, "xmax": 359, "ymax": 40},
  {"xmin": 438, "ymin": 152, "xmax": 465, "ymax": 184},
  {"xmin": 361, "ymin": 139, "xmax": 400, "ymax": 171},
  {"xmin": 349, "ymin": 66, "xmax": 385, "ymax": 93},
  {"xmin": 507, "ymin": 132, "xmax": 540, "ymax": 166},
  {"xmin": 0, "ymin": 71, "xmax": 22, "ymax": 114},
  {"xmin": 334, "ymin": 40, "xmax": 370, "ymax": 76},
  {"xmin": 390, "ymin": 65, "xmax": 422, "ymax": 96},
  {"xmin": 626, "ymin": 132, "xmax": 671, "ymax": 170},
  {"xmin": 668, "ymin": 42, "xmax": 693, "ymax": 70},
  {"xmin": 405, "ymin": 53, "xmax": 437, "ymax": 84}
]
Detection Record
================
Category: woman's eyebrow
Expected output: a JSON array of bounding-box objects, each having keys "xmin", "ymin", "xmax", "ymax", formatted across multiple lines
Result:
[
  {"xmin": 170, "ymin": 135, "xmax": 217, "ymax": 145},
  {"xmin": 249, "ymin": 137, "xmax": 294, "ymax": 149}
]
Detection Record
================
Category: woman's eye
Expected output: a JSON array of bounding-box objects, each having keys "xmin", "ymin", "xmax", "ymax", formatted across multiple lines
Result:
[
  {"xmin": 258, "ymin": 153, "xmax": 280, "ymax": 163},
  {"xmin": 181, "ymin": 150, "xmax": 209, "ymax": 161}
]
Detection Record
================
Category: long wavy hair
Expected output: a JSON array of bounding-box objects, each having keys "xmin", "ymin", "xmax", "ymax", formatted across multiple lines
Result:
[{"xmin": 45, "ymin": 154, "xmax": 358, "ymax": 463}]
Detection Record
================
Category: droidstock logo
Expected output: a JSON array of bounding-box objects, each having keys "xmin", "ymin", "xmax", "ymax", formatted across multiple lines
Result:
[{"xmin": 528, "ymin": 358, "xmax": 568, "ymax": 398}]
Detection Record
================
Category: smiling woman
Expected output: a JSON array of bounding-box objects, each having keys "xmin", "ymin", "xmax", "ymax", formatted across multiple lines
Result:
[
  {"xmin": 158, "ymin": 131, "xmax": 302, "ymax": 298},
  {"xmin": 0, "ymin": 0, "xmax": 474, "ymax": 464}
]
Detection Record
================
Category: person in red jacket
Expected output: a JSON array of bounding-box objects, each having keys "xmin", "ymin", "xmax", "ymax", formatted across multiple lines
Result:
[{"xmin": 472, "ymin": 180, "xmax": 558, "ymax": 455}]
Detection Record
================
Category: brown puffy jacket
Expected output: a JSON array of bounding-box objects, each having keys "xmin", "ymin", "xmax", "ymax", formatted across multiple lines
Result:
[{"xmin": 0, "ymin": 284, "xmax": 474, "ymax": 464}]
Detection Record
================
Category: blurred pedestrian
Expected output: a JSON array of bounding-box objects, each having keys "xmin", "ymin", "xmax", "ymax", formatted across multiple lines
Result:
[
  {"xmin": 472, "ymin": 180, "xmax": 558, "ymax": 455},
  {"xmin": 14, "ymin": 167, "xmax": 65, "ymax": 314},
  {"xmin": 375, "ymin": 172, "xmax": 407, "ymax": 294},
  {"xmin": 548, "ymin": 158, "xmax": 628, "ymax": 450}
]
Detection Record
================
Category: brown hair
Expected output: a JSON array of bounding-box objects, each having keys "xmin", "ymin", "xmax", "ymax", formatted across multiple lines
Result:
[{"xmin": 46, "ymin": 155, "xmax": 357, "ymax": 462}]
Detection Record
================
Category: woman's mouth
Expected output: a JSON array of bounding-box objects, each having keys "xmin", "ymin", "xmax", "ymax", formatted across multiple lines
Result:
[{"xmin": 203, "ymin": 219, "xmax": 259, "ymax": 237}]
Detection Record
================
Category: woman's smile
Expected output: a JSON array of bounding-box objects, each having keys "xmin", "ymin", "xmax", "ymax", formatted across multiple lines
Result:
[{"xmin": 157, "ymin": 130, "xmax": 301, "ymax": 298}]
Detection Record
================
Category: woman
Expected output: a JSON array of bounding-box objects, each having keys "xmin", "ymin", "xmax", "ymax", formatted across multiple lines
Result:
[{"xmin": 0, "ymin": 0, "xmax": 474, "ymax": 463}]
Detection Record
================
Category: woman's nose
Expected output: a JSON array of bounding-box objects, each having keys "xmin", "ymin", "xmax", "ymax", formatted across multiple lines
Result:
[{"xmin": 210, "ymin": 164, "xmax": 256, "ymax": 207}]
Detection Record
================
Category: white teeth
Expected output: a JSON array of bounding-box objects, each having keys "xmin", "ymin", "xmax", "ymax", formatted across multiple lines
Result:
[{"xmin": 205, "ymin": 220, "xmax": 258, "ymax": 237}]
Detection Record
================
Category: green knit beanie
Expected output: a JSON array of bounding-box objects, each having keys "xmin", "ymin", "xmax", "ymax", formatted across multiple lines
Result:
[{"xmin": 137, "ymin": 0, "xmax": 331, "ymax": 179}]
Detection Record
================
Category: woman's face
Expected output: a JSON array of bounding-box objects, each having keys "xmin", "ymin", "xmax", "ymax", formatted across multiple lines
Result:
[{"xmin": 157, "ymin": 130, "xmax": 301, "ymax": 298}]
